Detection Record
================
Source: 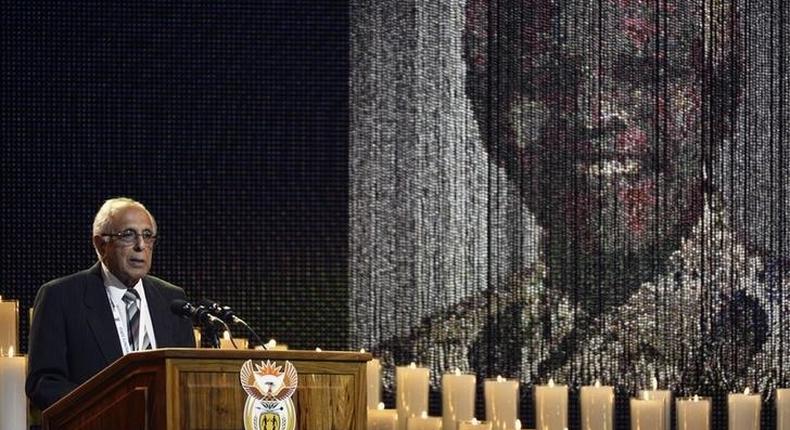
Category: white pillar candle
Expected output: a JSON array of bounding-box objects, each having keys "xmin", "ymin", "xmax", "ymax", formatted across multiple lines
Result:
[
  {"xmin": 397, "ymin": 363, "xmax": 430, "ymax": 430},
  {"xmin": 219, "ymin": 331, "xmax": 232, "ymax": 349},
  {"xmin": 0, "ymin": 300, "xmax": 18, "ymax": 353},
  {"xmin": 442, "ymin": 369, "xmax": 475, "ymax": 430},
  {"xmin": 193, "ymin": 328, "xmax": 201, "ymax": 347},
  {"xmin": 218, "ymin": 331, "xmax": 247, "ymax": 349},
  {"xmin": 728, "ymin": 389, "xmax": 761, "ymax": 430},
  {"xmin": 407, "ymin": 412, "xmax": 442, "ymax": 430},
  {"xmin": 638, "ymin": 379, "xmax": 671, "ymax": 430},
  {"xmin": 263, "ymin": 339, "xmax": 288, "ymax": 350},
  {"xmin": 580, "ymin": 380, "xmax": 614, "ymax": 430},
  {"xmin": 534, "ymin": 378, "xmax": 568, "ymax": 430},
  {"xmin": 0, "ymin": 347, "xmax": 27, "ymax": 430},
  {"xmin": 369, "ymin": 403, "xmax": 399, "ymax": 430},
  {"xmin": 630, "ymin": 394, "xmax": 665, "ymax": 430},
  {"xmin": 676, "ymin": 395, "xmax": 710, "ymax": 430},
  {"xmin": 366, "ymin": 354, "xmax": 382, "ymax": 409},
  {"xmin": 777, "ymin": 389, "xmax": 790, "ymax": 430},
  {"xmin": 457, "ymin": 418, "xmax": 494, "ymax": 430},
  {"xmin": 484, "ymin": 376, "xmax": 519, "ymax": 430}
]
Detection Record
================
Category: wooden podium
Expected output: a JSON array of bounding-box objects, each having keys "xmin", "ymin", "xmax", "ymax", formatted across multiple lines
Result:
[{"xmin": 42, "ymin": 348, "xmax": 370, "ymax": 430}]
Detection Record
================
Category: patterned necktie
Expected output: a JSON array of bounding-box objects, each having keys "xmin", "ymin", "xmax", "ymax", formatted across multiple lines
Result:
[{"xmin": 122, "ymin": 289, "xmax": 151, "ymax": 351}]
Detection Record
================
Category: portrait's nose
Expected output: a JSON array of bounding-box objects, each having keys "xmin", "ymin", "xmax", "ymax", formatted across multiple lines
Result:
[
  {"xmin": 602, "ymin": 114, "xmax": 628, "ymax": 135},
  {"xmin": 133, "ymin": 235, "xmax": 147, "ymax": 251}
]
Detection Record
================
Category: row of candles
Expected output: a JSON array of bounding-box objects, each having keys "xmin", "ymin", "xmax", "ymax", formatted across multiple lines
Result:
[
  {"xmin": 2, "ymin": 297, "xmax": 790, "ymax": 430},
  {"xmin": 366, "ymin": 358, "xmax": 790, "ymax": 430}
]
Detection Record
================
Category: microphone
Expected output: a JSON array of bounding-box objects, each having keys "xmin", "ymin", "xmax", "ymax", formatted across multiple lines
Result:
[
  {"xmin": 199, "ymin": 299, "xmax": 265, "ymax": 349},
  {"xmin": 170, "ymin": 299, "xmax": 225, "ymax": 328},
  {"xmin": 199, "ymin": 300, "xmax": 242, "ymax": 325}
]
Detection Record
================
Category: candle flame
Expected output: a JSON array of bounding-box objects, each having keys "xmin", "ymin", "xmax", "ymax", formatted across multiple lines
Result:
[
  {"xmin": 548, "ymin": 378, "xmax": 555, "ymax": 387},
  {"xmin": 496, "ymin": 375, "xmax": 504, "ymax": 382},
  {"xmin": 642, "ymin": 391, "xmax": 650, "ymax": 401},
  {"xmin": 8, "ymin": 346, "xmax": 14, "ymax": 357},
  {"xmin": 515, "ymin": 419, "xmax": 522, "ymax": 430},
  {"xmin": 594, "ymin": 379, "xmax": 601, "ymax": 388},
  {"xmin": 409, "ymin": 362, "xmax": 417, "ymax": 369},
  {"xmin": 693, "ymin": 394, "xmax": 700, "ymax": 402},
  {"xmin": 377, "ymin": 402, "xmax": 385, "ymax": 411},
  {"xmin": 454, "ymin": 368, "xmax": 461, "ymax": 376},
  {"xmin": 315, "ymin": 347, "xmax": 322, "ymax": 352},
  {"xmin": 360, "ymin": 348, "xmax": 366, "ymax": 353},
  {"xmin": 744, "ymin": 387, "xmax": 751, "ymax": 395},
  {"xmin": 421, "ymin": 411, "xmax": 428, "ymax": 418},
  {"xmin": 470, "ymin": 418, "xmax": 480, "ymax": 425},
  {"xmin": 223, "ymin": 331, "xmax": 231, "ymax": 340},
  {"xmin": 651, "ymin": 377, "xmax": 658, "ymax": 391}
]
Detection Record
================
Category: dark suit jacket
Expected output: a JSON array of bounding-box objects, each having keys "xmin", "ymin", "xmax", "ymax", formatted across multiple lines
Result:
[{"xmin": 26, "ymin": 263, "xmax": 196, "ymax": 410}]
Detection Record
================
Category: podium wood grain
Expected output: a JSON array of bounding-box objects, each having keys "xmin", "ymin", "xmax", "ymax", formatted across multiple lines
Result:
[{"xmin": 43, "ymin": 349, "xmax": 370, "ymax": 430}]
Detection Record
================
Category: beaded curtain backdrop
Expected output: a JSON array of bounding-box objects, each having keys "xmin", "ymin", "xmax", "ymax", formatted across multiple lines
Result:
[{"xmin": 350, "ymin": 0, "xmax": 788, "ymax": 428}]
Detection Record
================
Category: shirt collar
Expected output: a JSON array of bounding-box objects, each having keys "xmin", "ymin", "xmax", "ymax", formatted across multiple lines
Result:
[{"xmin": 100, "ymin": 262, "xmax": 143, "ymax": 295}]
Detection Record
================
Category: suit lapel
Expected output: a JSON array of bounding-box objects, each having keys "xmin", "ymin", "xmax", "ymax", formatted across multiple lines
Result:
[
  {"xmin": 83, "ymin": 263, "xmax": 123, "ymax": 363},
  {"xmin": 144, "ymin": 278, "xmax": 172, "ymax": 347}
]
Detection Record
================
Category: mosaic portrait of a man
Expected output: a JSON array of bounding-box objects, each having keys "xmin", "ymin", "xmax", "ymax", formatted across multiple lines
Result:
[{"xmin": 351, "ymin": 0, "xmax": 789, "ymax": 403}]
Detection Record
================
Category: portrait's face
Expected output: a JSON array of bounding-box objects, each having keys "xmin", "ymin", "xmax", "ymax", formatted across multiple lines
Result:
[
  {"xmin": 465, "ymin": 0, "xmax": 716, "ymax": 264},
  {"xmin": 94, "ymin": 205, "xmax": 155, "ymax": 287}
]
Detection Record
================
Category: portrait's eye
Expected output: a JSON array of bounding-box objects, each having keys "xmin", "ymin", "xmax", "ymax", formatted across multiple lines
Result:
[
  {"xmin": 120, "ymin": 230, "xmax": 137, "ymax": 241},
  {"xmin": 142, "ymin": 230, "xmax": 155, "ymax": 240}
]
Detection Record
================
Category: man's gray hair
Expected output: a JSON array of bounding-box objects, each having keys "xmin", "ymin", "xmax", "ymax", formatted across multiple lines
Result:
[{"xmin": 92, "ymin": 197, "xmax": 157, "ymax": 238}]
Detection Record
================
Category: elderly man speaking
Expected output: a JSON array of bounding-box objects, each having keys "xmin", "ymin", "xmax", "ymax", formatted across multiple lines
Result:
[{"xmin": 26, "ymin": 197, "xmax": 195, "ymax": 410}]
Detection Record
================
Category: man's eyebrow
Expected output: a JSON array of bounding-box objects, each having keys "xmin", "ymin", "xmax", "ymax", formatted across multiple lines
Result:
[{"xmin": 120, "ymin": 228, "xmax": 154, "ymax": 233}]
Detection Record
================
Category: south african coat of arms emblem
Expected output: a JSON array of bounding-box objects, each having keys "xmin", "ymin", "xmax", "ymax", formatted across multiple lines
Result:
[{"xmin": 239, "ymin": 359, "xmax": 298, "ymax": 430}]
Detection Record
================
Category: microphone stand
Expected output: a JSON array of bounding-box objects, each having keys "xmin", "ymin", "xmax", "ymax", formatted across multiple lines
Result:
[
  {"xmin": 201, "ymin": 319, "xmax": 231, "ymax": 349},
  {"xmin": 200, "ymin": 301, "xmax": 264, "ymax": 349},
  {"xmin": 203, "ymin": 324, "xmax": 220, "ymax": 349}
]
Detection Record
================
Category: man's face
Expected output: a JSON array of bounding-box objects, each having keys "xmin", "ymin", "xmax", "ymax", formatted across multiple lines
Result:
[
  {"xmin": 468, "ymin": 0, "xmax": 706, "ymax": 261},
  {"xmin": 94, "ymin": 206, "xmax": 155, "ymax": 287}
]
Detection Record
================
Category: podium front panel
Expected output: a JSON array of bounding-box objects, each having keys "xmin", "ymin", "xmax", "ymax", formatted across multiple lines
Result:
[
  {"xmin": 169, "ymin": 356, "xmax": 366, "ymax": 430},
  {"xmin": 43, "ymin": 349, "xmax": 369, "ymax": 430}
]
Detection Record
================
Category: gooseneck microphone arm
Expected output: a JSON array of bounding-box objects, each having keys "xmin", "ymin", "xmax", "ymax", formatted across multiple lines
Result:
[{"xmin": 231, "ymin": 315, "xmax": 264, "ymax": 349}]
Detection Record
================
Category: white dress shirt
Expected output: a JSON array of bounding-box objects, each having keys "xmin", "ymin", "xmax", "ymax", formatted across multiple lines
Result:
[{"xmin": 101, "ymin": 263, "xmax": 157, "ymax": 354}]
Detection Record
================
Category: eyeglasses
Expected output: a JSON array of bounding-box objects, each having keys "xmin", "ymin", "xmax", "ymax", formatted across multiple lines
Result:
[{"xmin": 101, "ymin": 229, "xmax": 158, "ymax": 246}]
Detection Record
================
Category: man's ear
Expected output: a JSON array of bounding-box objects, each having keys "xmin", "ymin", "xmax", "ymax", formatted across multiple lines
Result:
[{"xmin": 92, "ymin": 235, "xmax": 106, "ymax": 258}]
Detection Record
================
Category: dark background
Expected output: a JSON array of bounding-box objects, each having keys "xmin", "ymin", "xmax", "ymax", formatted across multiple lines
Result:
[{"xmin": 1, "ymin": 1, "xmax": 350, "ymax": 352}]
